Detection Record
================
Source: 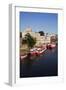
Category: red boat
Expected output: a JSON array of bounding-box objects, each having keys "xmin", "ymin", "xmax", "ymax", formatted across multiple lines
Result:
[
  {"xmin": 30, "ymin": 47, "xmax": 46, "ymax": 56},
  {"xmin": 46, "ymin": 44, "xmax": 56, "ymax": 49}
]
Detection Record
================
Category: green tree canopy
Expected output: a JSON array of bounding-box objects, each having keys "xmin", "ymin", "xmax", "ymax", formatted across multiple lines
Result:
[
  {"xmin": 38, "ymin": 31, "xmax": 45, "ymax": 36},
  {"xmin": 22, "ymin": 33, "xmax": 36, "ymax": 49}
]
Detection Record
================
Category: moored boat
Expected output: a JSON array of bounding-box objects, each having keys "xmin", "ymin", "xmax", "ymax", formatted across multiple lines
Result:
[{"xmin": 46, "ymin": 44, "xmax": 56, "ymax": 49}]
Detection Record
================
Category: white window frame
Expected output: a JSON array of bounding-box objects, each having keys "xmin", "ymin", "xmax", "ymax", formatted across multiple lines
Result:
[{"xmin": 9, "ymin": 4, "xmax": 64, "ymax": 86}]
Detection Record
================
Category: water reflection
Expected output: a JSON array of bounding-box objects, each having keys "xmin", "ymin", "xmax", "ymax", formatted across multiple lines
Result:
[
  {"xmin": 25, "ymin": 53, "xmax": 33, "ymax": 74},
  {"xmin": 20, "ymin": 53, "xmax": 34, "ymax": 77},
  {"xmin": 20, "ymin": 47, "xmax": 58, "ymax": 77}
]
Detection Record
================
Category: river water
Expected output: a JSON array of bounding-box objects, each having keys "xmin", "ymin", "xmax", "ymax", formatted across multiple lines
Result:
[{"xmin": 20, "ymin": 46, "xmax": 58, "ymax": 78}]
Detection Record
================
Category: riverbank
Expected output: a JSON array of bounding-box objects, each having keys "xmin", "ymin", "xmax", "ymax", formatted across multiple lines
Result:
[{"xmin": 20, "ymin": 44, "xmax": 56, "ymax": 60}]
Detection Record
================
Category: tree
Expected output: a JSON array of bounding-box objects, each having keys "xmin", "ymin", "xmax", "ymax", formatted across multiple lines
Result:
[
  {"xmin": 38, "ymin": 31, "xmax": 45, "ymax": 36},
  {"xmin": 22, "ymin": 38, "xmax": 27, "ymax": 44},
  {"xmin": 20, "ymin": 32, "xmax": 22, "ymax": 38},
  {"xmin": 24, "ymin": 33, "xmax": 36, "ymax": 49}
]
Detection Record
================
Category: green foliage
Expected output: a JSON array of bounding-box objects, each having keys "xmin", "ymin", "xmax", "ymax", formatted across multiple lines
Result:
[
  {"xmin": 22, "ymin": 33, "xmax": 36, "ymax": 49},
  {"xmin": 20, "ymin": 32, "xmax": 22, "ymax": 38},
  {"xmin": 38, "ymin": 31, "xmax": 45, "ymax": 36},
  {"xmin": 25, "ymin": 33, "xmax": 36, "ymax": 49},
  {"xmin": 22, "ymin": 38, "xmax": 27, "ymax": 44}
]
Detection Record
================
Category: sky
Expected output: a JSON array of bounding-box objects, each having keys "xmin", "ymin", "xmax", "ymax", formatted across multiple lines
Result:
[{"xmin": 20, "ymin": 12, "xmax": 58, "ymax": 34}]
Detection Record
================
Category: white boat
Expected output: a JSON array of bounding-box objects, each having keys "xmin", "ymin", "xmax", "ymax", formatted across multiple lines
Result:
[{"xmin": 20, "ymin": 55, "xmax": 27, "ymax": 59}]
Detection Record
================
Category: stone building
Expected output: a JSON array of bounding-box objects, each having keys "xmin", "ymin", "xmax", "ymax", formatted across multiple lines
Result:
[{"xmin": 20, "ymin": 27, "xmax": 54, "ymax": 49}]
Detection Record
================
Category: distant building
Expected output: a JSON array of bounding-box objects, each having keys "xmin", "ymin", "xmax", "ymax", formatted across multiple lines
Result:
[
  {"xmin": 22, "ymin": 27, "xmax": 45, "ymax": 46},
  {"xmin": 44, "ymin": 35, "xmax": 51, "ymax": 44},
  {"xmin": 50, "ymin": 34, "xmax": 58, "ymax": 44},
  {"xmin": 20, "ymin": 27, "xmax": 56, "ymax": 48}
]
